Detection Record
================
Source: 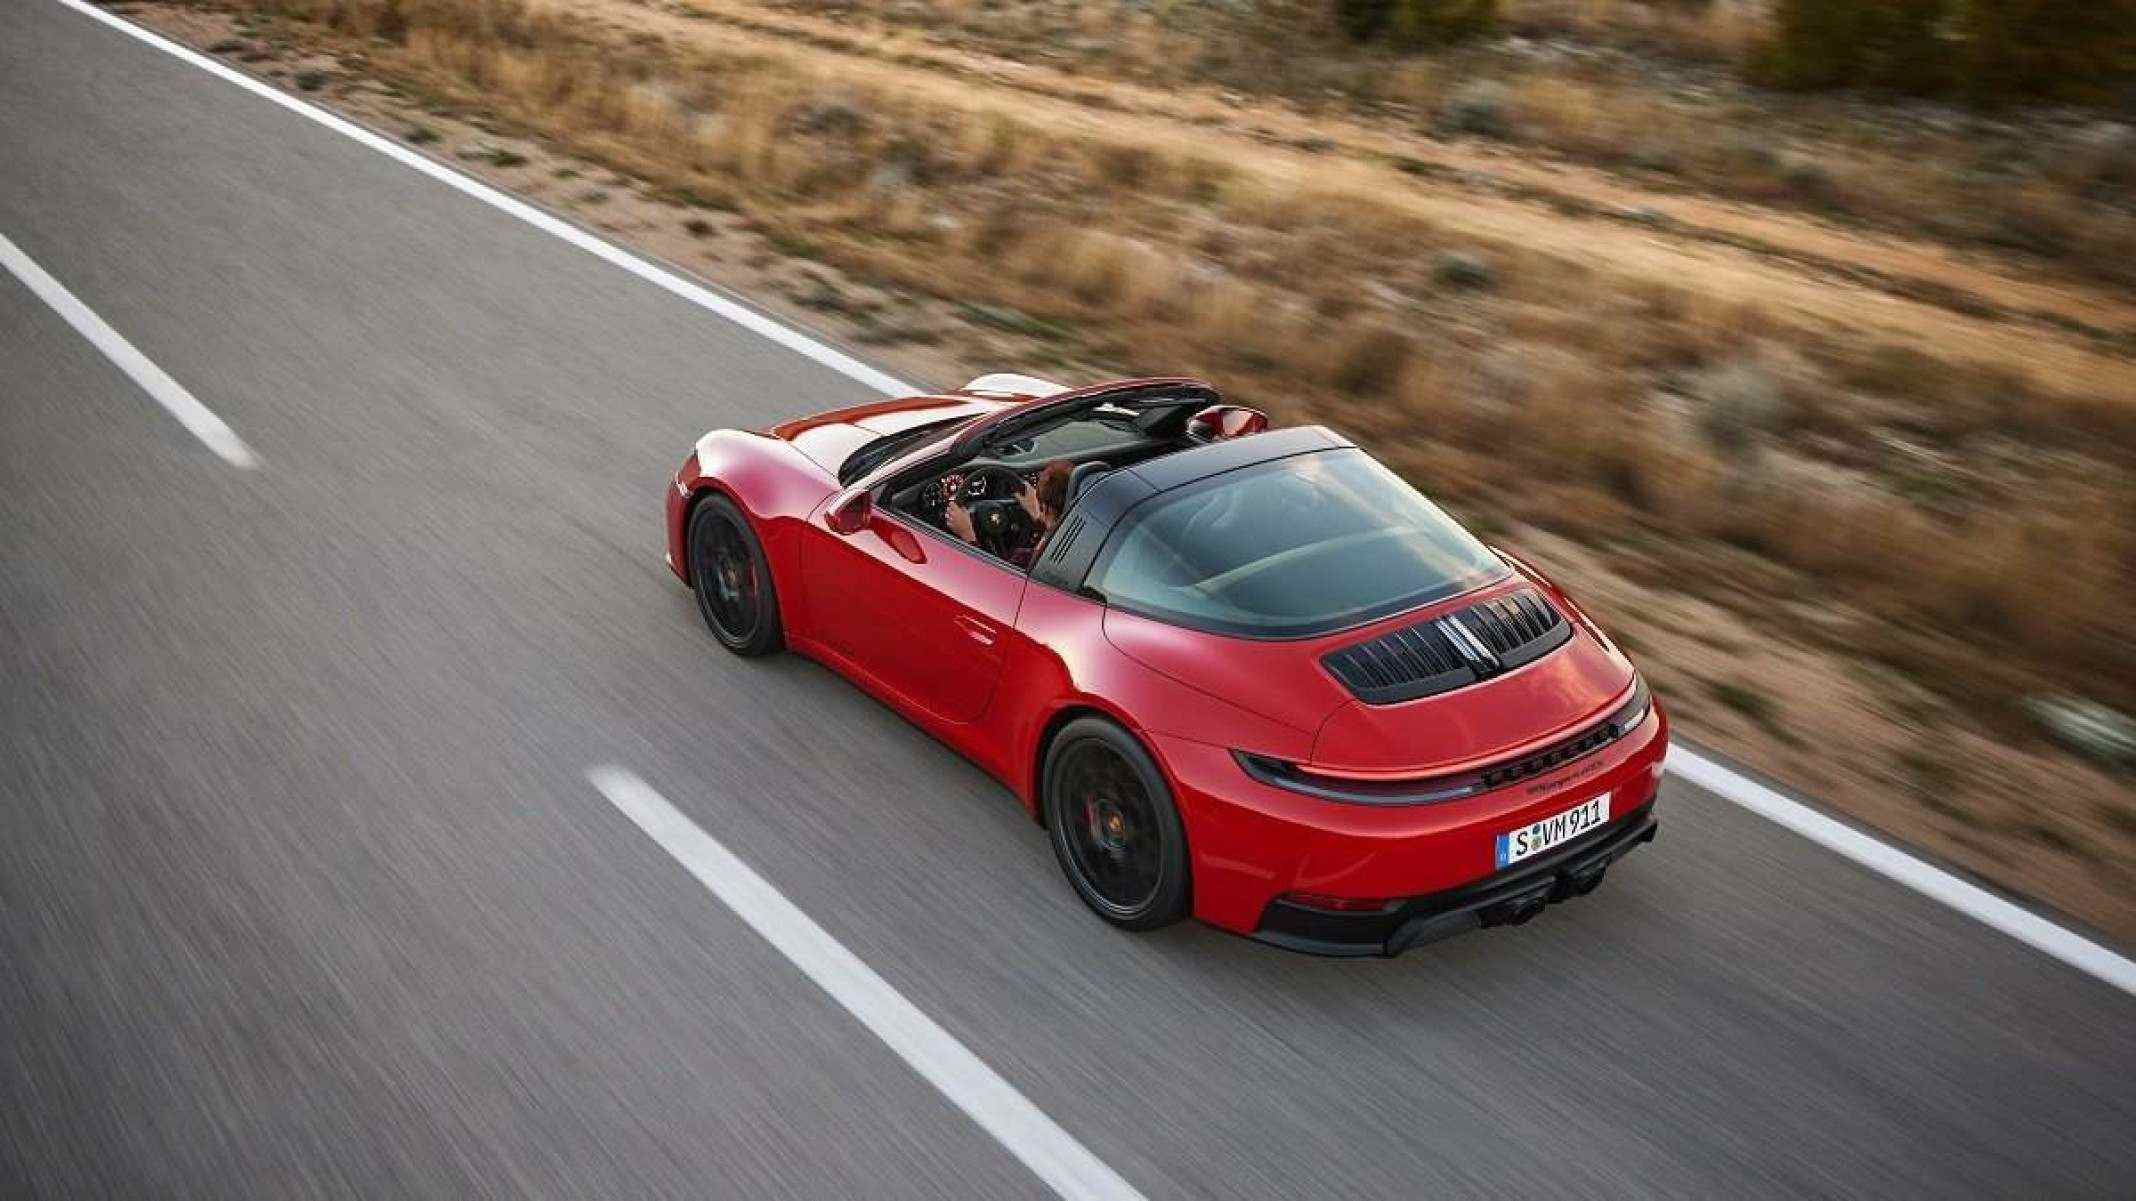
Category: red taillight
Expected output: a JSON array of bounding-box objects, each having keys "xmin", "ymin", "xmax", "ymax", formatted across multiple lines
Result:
[{"xmin": 1280, "ymin": 891, "xmax": 1394, "ymax": 913}]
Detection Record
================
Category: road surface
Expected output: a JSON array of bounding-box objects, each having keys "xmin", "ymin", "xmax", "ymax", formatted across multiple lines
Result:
[{"xmin": 4, "ymin": 3, "xmax": 2132, "ymax": 1197}]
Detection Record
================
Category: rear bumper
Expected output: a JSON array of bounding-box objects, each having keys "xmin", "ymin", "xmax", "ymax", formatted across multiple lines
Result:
[
  {"xmin": 1251, "ymin": 803, "xmax": 1658, "ymax": 957},
  {"xmin": 1151, "ymin": 701, "xmax": 1669, "ymax": 945}
]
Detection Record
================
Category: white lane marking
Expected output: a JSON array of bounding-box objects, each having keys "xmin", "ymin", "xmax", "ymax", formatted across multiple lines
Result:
[
  {"xmin": 51, "ymin": 0, "xmax": 911, "ymax": 399},
  {"xmin": 1, "ymin": 231, "xmax": 258, "ymax": 468},
  {"xmin": 1669, "ymin": 749, "xmax": 2136, "ymax": 996},
  {"xmin": 586, "ymin": 767, "xmax": 1148, "ymax": 1201},
  {"xmin": 61, "ymin": 0, "xmax": 2131, "ymax": 988}
]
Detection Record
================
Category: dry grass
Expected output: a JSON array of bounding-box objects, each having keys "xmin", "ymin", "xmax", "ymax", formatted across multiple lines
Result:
[
  {"xmin": 212, "ymin": 0, "xmax": 2136, "ymax": 718},
  {"xmin": 1501, "ymin": 0, "xmax": 1767, "ymax": 64},
  {"xmin": 747, "ymin": 0, "xmax": 2134, "ymax": 290}
]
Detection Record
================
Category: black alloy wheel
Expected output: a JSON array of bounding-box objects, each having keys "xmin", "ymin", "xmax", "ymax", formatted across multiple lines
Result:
[
  {"xmin": 688, "ymin": 493, "xmax": 783, "ymax": 657},
  {"xmin": 1044, "ymin": 717, "xmax": 1190, "ymax": 930}
]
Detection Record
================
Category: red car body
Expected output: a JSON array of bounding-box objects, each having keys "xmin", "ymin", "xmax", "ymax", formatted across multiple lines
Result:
[{"xmin": 667, "ymin": 376, "xmax": 1667, "ymax": 955}]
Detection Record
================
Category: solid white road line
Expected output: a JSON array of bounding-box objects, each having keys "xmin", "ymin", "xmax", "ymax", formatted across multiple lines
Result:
[
  {"xmin": 60, "ymin": 0, "xmax": 2134, "ymax": 992},
  {"xmin": 52, "ymin": 0, "xmax": 909, "ymax": 400},
  {"xmin": 1669, "ymin": 749, "xmax": 2136, "ymax": 995},
  {"xmin": 586, "ymin": 767, "xmax": 1148, "ymax": 1201},
  {"xmin": 1, "ymin": 231, "xmax": 258, "ymax": 468}
]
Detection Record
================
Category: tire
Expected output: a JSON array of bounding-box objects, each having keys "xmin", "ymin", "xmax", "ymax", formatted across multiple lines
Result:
[
  {"xmin": 686, "ymin": 493, "xmax": 783, "ymax": 657},
  {"xmin": 1043, "ymin": 717, "xmax": 1190, "ymax": 931}
]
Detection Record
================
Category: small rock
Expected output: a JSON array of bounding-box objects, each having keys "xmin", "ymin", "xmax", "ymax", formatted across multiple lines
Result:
[{"xmin": 2022, "ymin": 697, "xmax": 2136, "ymax": 768}]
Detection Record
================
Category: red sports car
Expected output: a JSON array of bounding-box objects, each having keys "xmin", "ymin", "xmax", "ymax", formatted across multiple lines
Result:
[{"xmin": 666, "ymin": 374, "xmax": 1666, "ymax": 956}]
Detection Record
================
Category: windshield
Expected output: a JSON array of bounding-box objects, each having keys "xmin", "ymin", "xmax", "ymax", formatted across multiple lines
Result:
[
  {"xmin": 838, "ymin": 417, "xmax": 970, "ymax": 484},
  {"xmin": 1088, "ymin": 450, "xmax": 1510, "ymax": 637}
]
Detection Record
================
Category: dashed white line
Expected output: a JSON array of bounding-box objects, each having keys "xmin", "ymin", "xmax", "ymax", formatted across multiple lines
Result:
[
  {"xmin": 1, "ymin": 231, "xmax": 257, "ymax": 468},
  {"xmin": 586, "ymin": 767, "xmax": 1149, "ymax": 1201},
  {"xmin": 60, "ymin": 0, "xmax": 2134, "ymax": 993}
]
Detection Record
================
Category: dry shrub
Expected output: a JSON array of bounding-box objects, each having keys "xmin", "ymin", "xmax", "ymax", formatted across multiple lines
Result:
[
  {"xmin": 1322, "ymin": 325, "xmax": 1417, "ymax": 397},
  {"xmin": 1212, "ymin": 174, "xmax": 1331, "ymax": 235},
  {"xmin": 487, "ymin": 42, "xmax": 579, "ymax": 107},
  {"xmin": 1908, "ymin": 488, "xmax": 2131, "ymax": 663},
  {"xmin": 692, "ymin": 86, "xmax": 805, "ymax": 188},
  {"xmin": 1502, "ymin": 0, "xmax": 1765, "ymax": 64},
  {"xmin": 1509, "ymin": 75, "xmax": 1603, "ymax": 147},
  {"xmin": 1633, "ymin": 435, "xmax": 1731, "ymax": 534},
  {"xmin": 1687, "ymin": 357, "xmax": 1790, "ymax": 456},
  {"xmin": 959, "ymin": 112, "xmax": 1045, "ymax": 178},
  {"xmin": 1017, "ymin": 227, "xmax": 1180, "ymax": 314},
  {"xmin": 1087, "ymin": 143, "xmax": 1158, "ymax": 192},
  {"xmin": 1190, "ymin": 279, "xmax": 1304, "ymax": 368}
]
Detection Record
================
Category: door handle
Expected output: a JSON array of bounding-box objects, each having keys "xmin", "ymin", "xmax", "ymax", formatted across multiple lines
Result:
[{"xmin": 953, "ymin": 615, "xmax": 997, "ymax": 647}]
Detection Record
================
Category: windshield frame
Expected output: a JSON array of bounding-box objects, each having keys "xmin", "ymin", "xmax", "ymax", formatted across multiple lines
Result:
[
  {"xmin": 838, "ymin": 415, "xmax": 976, "ymax": 486},
  {"xmin": 1083, "ymin": 450, "xmax": 1512, "ymax": 640}
]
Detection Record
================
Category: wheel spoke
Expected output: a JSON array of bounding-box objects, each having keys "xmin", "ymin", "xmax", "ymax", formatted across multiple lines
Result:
[
  {"xmin": 695, "ymin": 513, "xmax": 760, "ymax": 641},
  {"xmin": 1057, "ymin": 742, "xmax": 1162, "ymax": 915}
]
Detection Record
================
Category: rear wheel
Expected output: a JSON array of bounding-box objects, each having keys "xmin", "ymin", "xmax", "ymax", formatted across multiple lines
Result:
[
  {"xmin": 1044, "ymin": 717, "xmax": 1190, "ymax": 931},
  {"xmin": 687, "ymin": 493, "xmax": 783, "ymax": 657}
]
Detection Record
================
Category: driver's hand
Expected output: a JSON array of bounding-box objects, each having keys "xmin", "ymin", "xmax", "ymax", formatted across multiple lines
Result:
[
  {"xmin": 944, "ymin": 500, "xmax": 977, "ymax": 544},
  {"xmin": 1015, "ymin": 480, "xmax": 1044, "ymax": 523}
]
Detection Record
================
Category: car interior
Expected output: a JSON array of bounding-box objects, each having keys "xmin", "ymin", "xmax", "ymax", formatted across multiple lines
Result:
[{"xmin": 884, "ymin": 396, "xmax": 1270, "ymax": 567}]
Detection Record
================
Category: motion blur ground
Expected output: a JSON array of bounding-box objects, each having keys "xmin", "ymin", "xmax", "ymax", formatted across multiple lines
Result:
[{"xmin": 5, "ymin": 1, "xmax": 2136, "ymax": 1199}]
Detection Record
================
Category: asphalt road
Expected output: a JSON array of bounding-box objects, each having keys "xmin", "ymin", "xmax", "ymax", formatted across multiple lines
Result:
[{"xmin": 4, "ymin": 3, "xmax": 2134, "ymax": 1198}]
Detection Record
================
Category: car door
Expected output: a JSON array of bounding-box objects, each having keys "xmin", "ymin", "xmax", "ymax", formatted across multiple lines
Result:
[{"xmin": 800, "ymin": 498, "xmax": 1026, "ymax": 725}]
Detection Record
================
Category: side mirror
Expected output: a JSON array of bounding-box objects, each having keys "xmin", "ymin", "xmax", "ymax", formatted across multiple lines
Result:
[{"xmin": 826, "ymin": 487, "xmax": 873, "ymax": 535}]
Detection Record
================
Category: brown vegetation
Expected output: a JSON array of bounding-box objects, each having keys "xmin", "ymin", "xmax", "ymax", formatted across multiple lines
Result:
[{"xmin": 754, "ymin": 0, "xmax": 2136, "ymax": 291}]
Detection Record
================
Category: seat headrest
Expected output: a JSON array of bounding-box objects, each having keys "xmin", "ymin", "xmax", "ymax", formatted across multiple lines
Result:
[{"xmin": 1067, "ymin": 460, "xmax": 1112, "ymax": 504}]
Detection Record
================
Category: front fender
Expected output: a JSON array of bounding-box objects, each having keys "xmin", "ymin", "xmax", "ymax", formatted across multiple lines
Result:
[{"xmin": 670, "ymin": 431, "xmax": 838, "ymax": 636}]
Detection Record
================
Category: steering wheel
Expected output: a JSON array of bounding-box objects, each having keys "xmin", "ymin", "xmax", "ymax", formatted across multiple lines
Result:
[
  {"xmin": 956, "ymin": 464, "xmax": 1036, "ymax": 557},
  {"xmin": 962, "ymin": 463, "xmax": 1026, "ymax": 501}
]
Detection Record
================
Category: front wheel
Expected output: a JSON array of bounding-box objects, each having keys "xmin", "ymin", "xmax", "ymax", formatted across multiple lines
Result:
[
  {"xmin": 1044, "ymin": 717, "xmax": 1190, "ymax": 931},
  {"xmin": 687, "ymin": 493, "xmax": 783, "ymax": 657}
]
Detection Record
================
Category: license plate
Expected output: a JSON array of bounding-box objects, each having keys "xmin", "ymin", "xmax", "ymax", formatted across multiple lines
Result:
[{"xmin": 1496, "ymin": 795, "xmax": 1610, "ymax": 869}]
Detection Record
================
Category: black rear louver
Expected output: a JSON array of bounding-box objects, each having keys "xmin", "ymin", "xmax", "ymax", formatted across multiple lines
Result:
[
  {"xmin": 1322, "ymin": 588, "xmax": 1574, "ymax": 705},
  {"xmin": 1046, "ymin": 514, "xmax": 1086, "ymax": 563}
]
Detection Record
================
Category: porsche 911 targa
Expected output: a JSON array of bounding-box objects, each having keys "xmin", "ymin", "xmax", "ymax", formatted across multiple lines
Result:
[{"xmin": 667, "ymin": 374, "xmax": 1665, "ymax": 956}]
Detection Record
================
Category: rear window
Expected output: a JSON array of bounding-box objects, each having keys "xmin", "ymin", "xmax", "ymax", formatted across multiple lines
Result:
[{"xmin": 1088, "ymin": 450, "xmax": 1509, "ymax": 637}]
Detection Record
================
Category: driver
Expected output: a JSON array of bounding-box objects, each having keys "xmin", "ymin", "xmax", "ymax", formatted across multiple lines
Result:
[{"xmin": 945, "ymin": 459, "xmax": 1073, "ymax": 569}]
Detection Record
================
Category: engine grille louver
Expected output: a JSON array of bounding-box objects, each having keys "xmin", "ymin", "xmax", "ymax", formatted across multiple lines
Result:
[{"xmin": 1323, "ymin": 588, "xmax": 1574, "ymax": 705}]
